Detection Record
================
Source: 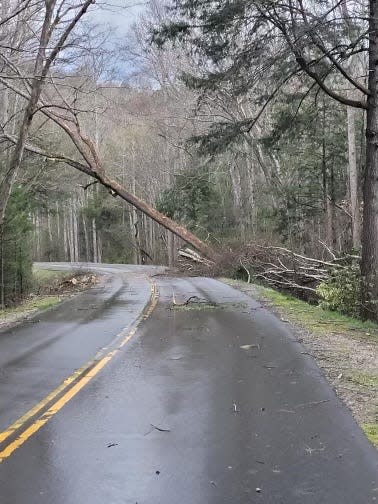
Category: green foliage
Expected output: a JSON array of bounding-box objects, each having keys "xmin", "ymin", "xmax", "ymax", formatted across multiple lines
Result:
[
  {"xmin": 316, "ymin": 264, "xmax": 361, "ymax": 317},
  {"xmin": 157, "ymin": 165, "xmax": 228, "ymax": 239},
  {"xmin": 83, "ymin": 188, "xmax": 134, "ymax": 263},
  {"xmin": 256, "ymin": 284, "xmax": 378, "ymax": 336},
  {"xmin": 0, "ymin": 186, "xmax": 34, "ymax": 306},
  {"xmin": 261, "ymin": 96, "xmax": 348, "ymax": 246}
]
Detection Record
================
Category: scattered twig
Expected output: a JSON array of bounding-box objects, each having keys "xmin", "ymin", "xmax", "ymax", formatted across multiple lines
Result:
[
  {"xmin": 296, "ymin": 399, "xmax": 330, "ymax": 409},
  {"xmin": 150, "ymin": 423, "xmax": 171, "ymax": 432},
  {"xmin": 144, "ymin": 423, "xmax": 171, "ymax": 435},
  {"xmin": 233, "ymin": 402, "xmax": 240, "ymax": 413}
]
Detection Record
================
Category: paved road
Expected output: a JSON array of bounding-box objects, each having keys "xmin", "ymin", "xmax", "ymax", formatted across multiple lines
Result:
[{"xmin": 0, "ymin": 264, "xmax": 377, "ymax": 503}]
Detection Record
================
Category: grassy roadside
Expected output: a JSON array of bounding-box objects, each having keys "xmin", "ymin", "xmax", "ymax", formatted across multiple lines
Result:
[
  {"xmin": 221, "ymin": 278, "xmax": 378, "ymax": 448},
  {"xmin": 0, "ymin": 268, "xmax": 99, "ymax": 331}
]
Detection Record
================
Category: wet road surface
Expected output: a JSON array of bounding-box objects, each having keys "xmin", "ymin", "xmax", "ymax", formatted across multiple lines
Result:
[{"xmin": 0, "ymin": 264, "xmax": 377, "ymax": 503}]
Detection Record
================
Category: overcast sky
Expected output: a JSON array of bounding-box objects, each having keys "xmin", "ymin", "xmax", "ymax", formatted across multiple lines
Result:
[{"xmin": 89, "ymin": 1, "xmax": 147, "ymax": 36}]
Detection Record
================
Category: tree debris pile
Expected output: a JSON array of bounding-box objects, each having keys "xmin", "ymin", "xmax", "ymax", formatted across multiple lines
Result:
[
  {"xmin": 178, "ymin": 245, "xmax": 359, "ymax": 302},
  {"xmin": 38, "ymin": 272, "xmax": 100, "ymax": 296}
]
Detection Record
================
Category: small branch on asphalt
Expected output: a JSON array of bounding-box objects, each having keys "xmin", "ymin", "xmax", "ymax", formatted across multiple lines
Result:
[
  {"xmin": 144, "ymin": 424, "xmax": 171, "ymax": 436},
  {"xmin": 295, "ymin": 399, "xmax": 330, "ymax": 409}
]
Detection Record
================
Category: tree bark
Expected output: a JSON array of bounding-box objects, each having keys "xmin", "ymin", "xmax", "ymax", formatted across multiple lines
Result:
[
  {"xmin": 63, "ymin": 208, "xmax": 68, "ymax": 261},
  {"xmin": 82, "ymin": 213, "xmax": 89, "ymax": 262},
  {"xmin": 347, "ymin": 103, "xmax": 361, "ymax": 248},
  {"xmin": 0, "ymin": 1, "xmax": 55, "ymax": 225},
  {"xmin": 92, "ymin": 218, "xmax": 98, "ymax": 263},
  {"xmin": 361, "ymin": 0, "xmax": 378, "ymax": 320},
  {"xmin": 0, "ymin": 0, "xmax": 94, "ymax": 226},
  {"xmin": 322, "ymin": 103, "xmax": 336, "ymax": 250}
]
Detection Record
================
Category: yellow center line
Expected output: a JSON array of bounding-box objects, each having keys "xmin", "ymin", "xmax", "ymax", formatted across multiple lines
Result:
[
  {"xmin": 0, "ymin": 276, "xmax": 158, "ymax": 463},
  {"xmin": 0, "ymin": 364, "xmax": 90, "ymax": 444},
  {"xmin": 0, "ymin": 355, "xmax": 113, "ymax": 462}
]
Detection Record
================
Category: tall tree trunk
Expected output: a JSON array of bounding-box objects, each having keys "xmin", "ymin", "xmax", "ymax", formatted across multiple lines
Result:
[
  {"xmin": 36, "ymin": 212, "xmax": 41, "ymax": 260},
  {"xmin": 3, "ymin": 104, "xmax": 217, "ymax": 260},
  {"xmin": 82, "ymin": 213, "xmax": 89, "ymax": 262},
  {"xmin": 69, "ymin": 203, "xmax": 75, "ymax": 262},
  {"xmin": 361, "ymin": 0, "xmax": 378, "ymax": 320},
  {"xmin": 0, "ymin": 2, "xmax": 55, "ymax": 225},
  {"xmin": 56, "ymin": 201, "xmax": 61, "ymax": 258},
  {"xmin": 0, "ymin": 227, "xmax": 4, "ymax": 310},
  {"xmin": 92, "ymin": 218, "xmax": 98, "ymax": 263},
  {"xmin": 322, "ymin": 104, "xmax": 336, "ymax": 250},
  {"xmin": 329, "ymin": 164, "xmax": 337, "ymax": 250},
  {"xmin": 47, "ymin": 209, "xmax": 53, "ymax": 260},
  {"xmin": 73, "ymin": 200, "xmax": 79, "ymax": 262},
  {"xmin": 97, "ymin": 233, "xmax": 102, "ymax": 263},
  {"xmin": 229, "ymin": 162, "xmax": 245, "ymax": 240},
  {"xmin": 167, "ymin": 231, "xmax": 174, "ymax": 267},
  {"xmin": 347, "ymin": 104, "xmax": 361, "ymax": 248},
  {"xmin": 63, "ymin": 208, "xmax": 69, "ymax": 261}
]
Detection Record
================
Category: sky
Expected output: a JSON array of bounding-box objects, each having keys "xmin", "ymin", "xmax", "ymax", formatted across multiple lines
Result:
[
  {"xmin": 89, "ymin": 1, "xmax": 147, "ymax": 36},
  {"xmin": 86, "ymin": 0, "xmax": 148, "ymax": 78}
]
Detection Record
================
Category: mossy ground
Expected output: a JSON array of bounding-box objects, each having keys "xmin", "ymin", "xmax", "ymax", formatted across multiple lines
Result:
[
  {"xmin": 0, "ymin": 268, "xmax": 98, "ymax": 331},
  {"xmin": 32, "ymin": 267, "xmax": 75, "ymax": 293},
  {"xmin": 32, "ymin": 267, "xmax": 67, "ymax": 283},
  {"xmin": 221, "ymin": 278, "xmax": 378, "ymax": 449},
  {"xmin": 347, "ymin": 373, "xmax": 378, "ymax": 388},
  {"xmin": 0, "ymin": 295, "xmax": 62, "ymax": 327},
  {"xmin": 363, "ymin": 424, "xmax": 378, "ymax": 446},
  {"xmin": 0, "ymin": 295, "xmax": 61, "ymax": 315},
  {"xmin": 258, "ymin": 287, "xmax": 378, "ymax": 339}
]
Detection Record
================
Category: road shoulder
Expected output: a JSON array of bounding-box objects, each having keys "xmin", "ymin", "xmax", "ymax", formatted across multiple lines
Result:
[
  {"xmin": 221, "ymin": 278, "xmax": 378, "ymax": 448},
  {"xmin": 0, "ymin": 269, "xmax": 100, "ymax": 332}
]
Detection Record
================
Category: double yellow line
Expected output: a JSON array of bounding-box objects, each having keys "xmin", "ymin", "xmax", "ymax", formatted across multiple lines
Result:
[{"xmin": 0, "ymin": 279, "xmax": 159, "ymax": 463}]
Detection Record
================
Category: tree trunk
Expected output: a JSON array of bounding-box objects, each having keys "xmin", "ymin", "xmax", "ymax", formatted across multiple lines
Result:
[
  {"xmin": 73, "ymin": 200, "xmax": 79, "ymax": 262},
  {"xmin": 361, "ymin": 0, "xmax": 378, "ymax": 320},
  {"xmin": 347, "ymin": 104, "xmax": 361, "ymax": 248},
  {"xmin": 56, "ymin": 202, "xmax": 61, "ymax": 258},
  {"xmin": 322, "ymin": 104, "xmax": 336, "ymax": 250},
  {"xmin": 87, "ymin": 170, "xmax": 217, "ymax": 260},
  {"xmin": 97, "ymin": 233, "xmax": 102, "ymax": 263},
  {"xmin": 167, "ymin": 231, "xmax": 174, "ymax": 267},
  {"xmin": 92, "ymin": 218, "xmax": 98, "ymax": 263},
  {"xmin": 0, "ymin": 227, "xmax": 4, "ymax": 309},
  {"xmin": 229, "ymin": 162, "xmax": 245, "ymax": 239},
  {"xmin": 2, "ymin": 109, "xmax": 217, "ymax": 260},
  {"xmin": 0, "ymin": 2, "xmax": 55, "ymax": 225},
  {"xmin": 82, "ymin": 212, "xmax": 89, "ymax": 262},
  {"xmin": 63, "ymin": 208, "xmax": 69, "ymax": 261}
]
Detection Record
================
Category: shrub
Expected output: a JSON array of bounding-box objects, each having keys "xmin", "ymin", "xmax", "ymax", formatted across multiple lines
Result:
[{"xmin": 316, "ymin": 263, "xmax": 361, "ymax": 317}]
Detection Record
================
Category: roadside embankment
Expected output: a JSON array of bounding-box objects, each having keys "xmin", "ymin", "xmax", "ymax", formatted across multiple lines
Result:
[{"xmin": 0, "ymin": 267, "xmax": 100, "ymax": 331}]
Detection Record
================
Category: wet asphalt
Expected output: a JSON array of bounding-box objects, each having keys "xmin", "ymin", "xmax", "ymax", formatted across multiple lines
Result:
[{"xmin": 0, "ymin": 264, "xmax": 377, "ymax": 503}]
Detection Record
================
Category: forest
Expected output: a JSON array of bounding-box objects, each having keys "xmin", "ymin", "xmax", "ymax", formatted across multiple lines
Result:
[{"xmin": 0, "ymin": 0, "xmax": 377, "ymax": 321}]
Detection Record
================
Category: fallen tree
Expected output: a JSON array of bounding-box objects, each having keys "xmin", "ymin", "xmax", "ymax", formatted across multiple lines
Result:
[
  {"xmin": 178, "ymin": 243, "xmax": 360, "ymax": 304},
  {"xmin": 0, "ymin": 2, "xmax": 216, "ymax": 262}
]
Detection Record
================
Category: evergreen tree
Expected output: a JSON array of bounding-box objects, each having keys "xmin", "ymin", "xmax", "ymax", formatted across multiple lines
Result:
[{"xmin": 0, "ymin": 187, "xmax": 34, "ymax": 307}]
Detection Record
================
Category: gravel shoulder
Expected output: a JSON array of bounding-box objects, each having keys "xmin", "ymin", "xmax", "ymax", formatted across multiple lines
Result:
[
  {"xmin": 221, "ymin": 278, "xmax": 378, "ymax": 448},
  {"xmin": 0, "ymin": 269, "xmax": 100, "ymax": 332}
]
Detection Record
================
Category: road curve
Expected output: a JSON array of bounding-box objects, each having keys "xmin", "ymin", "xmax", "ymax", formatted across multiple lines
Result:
[{"xmin": 0, "ymin": 264, "xmax": 377, "ymax": 504}]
